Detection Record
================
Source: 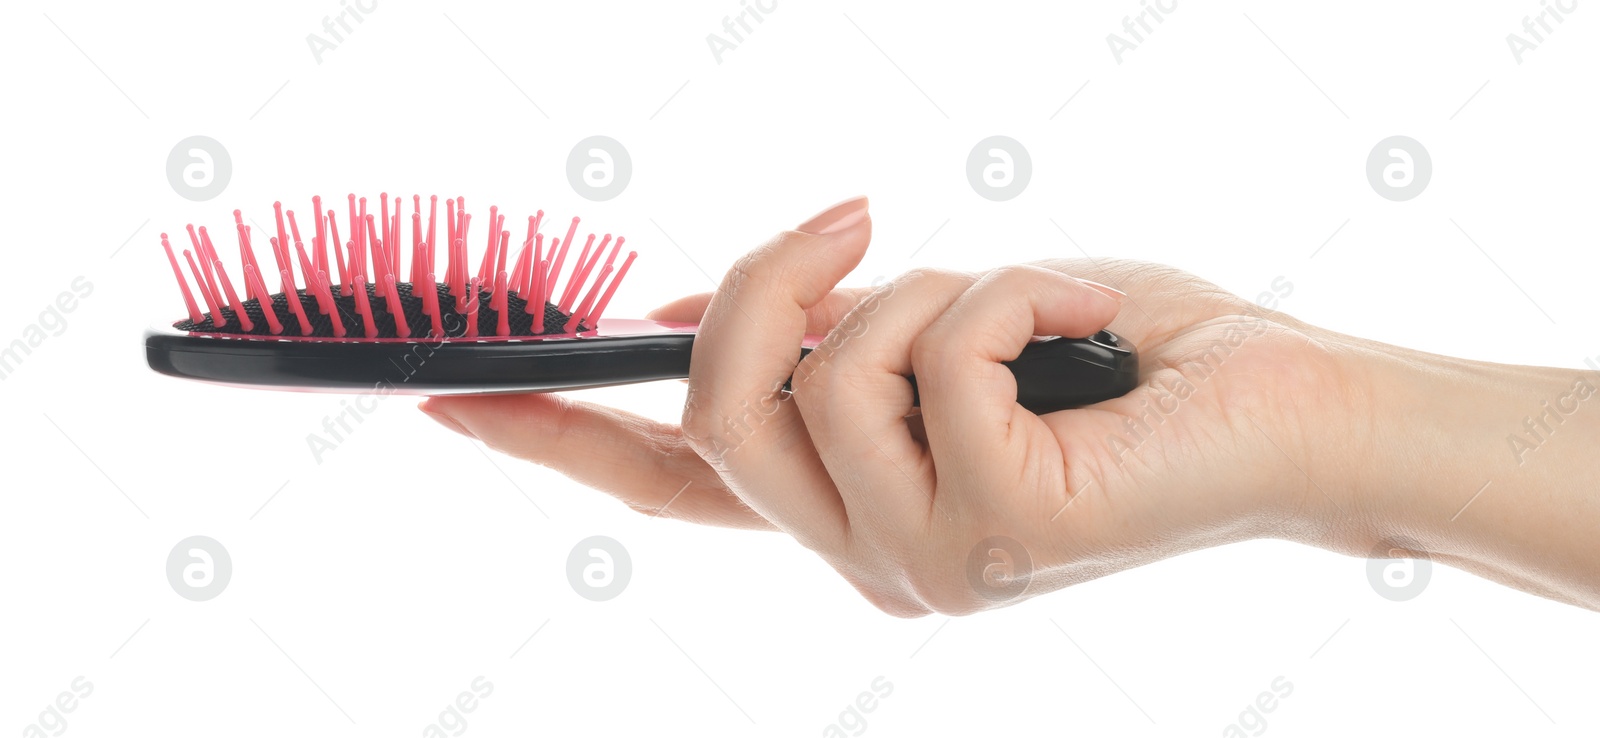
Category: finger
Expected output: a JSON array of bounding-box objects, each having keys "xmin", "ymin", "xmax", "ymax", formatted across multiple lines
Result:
[
  {"xmin": 647, "ymin": 286, "xmax": 879, "ymax": 335},
  {"xmin": 419, "ymin": 395, "xmax": 771, "ymax": 530},
  {"xmin": 792, "ymin": 268, "xmax": 976, "ymax": 526},
  {"xmin": 1025, "ymin": 257, "xmax": 1243, "ymax": 347},
  {"xmin": 912, "ymin": 266, "xmax": 1122, "ymax": 506},
  {"xmin": 681, "ymin": 196, "xmax": 871, "ymax": 550}
]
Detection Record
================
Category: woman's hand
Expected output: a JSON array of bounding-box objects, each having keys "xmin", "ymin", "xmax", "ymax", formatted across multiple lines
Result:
[{"xmin": 420, "ymin": 197, "xmax": 1600, "ymax": 614}]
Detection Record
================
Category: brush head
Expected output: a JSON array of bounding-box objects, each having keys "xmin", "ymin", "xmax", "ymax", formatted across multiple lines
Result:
[
  {"xmin": 160, "ymin": 193, "xmax": 637, "ymax": 341},
  {"xmin": 173, "ymin": 282, "xmax": 576, "ymax": 339}
]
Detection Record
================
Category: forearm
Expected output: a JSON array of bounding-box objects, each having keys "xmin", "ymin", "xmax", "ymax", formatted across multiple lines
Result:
[{"xmin": 1328, "ymin": 338, "xmax": 1600, "ymax": 609}]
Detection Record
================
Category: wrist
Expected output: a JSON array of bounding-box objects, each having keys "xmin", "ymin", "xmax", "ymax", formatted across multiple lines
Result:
[{"xmin": 1311, "ymin": 336, "xmax": 1600, "ymax": 604}]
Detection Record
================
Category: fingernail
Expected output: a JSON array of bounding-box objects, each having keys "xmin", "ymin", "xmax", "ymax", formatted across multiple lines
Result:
[
  {"xmin": 796, "ymin": 196, "xmax": 869, "ymax": 235},
  {"xmin": 1075, "ymin": 278, "xmax": 1126, "ymax": 302},
  {"xmin": 419, "ymin": 400, "xmax": 477, "ymax": 439}
]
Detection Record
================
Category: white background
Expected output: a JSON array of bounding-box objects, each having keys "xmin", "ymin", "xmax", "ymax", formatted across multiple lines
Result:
[{"xmin": 2, "ymin": 1, "xmax": 1597, "ymax": 735}]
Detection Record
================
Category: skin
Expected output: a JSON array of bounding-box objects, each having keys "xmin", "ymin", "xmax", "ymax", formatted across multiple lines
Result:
[{"xmin": 420, "ymin": 197, "xmax": 1600, "ymax": 616}]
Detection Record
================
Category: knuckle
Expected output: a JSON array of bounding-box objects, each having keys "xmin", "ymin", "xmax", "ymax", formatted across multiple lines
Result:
[
  {"xmin": 982, "ymin": 263, "xmax": 1049, "ymax": 290},
  {"xmin": 835, "ymin": 563, "xmax": 934, "ymax": 619},
  {"xmin": 725, "ymin": 242, "xmax": 804, "ymax": 295},
  {"xmin": 903, "ymin": 565, "xmax": 982, "ymax": 616},
  {"xmin": 678, "ymin": 387, "xmax": 723, "ymax": 456},
  {"xmin": 910, "ymin": 328, "xmax": 961, "ymax": 378},
  {"xmin": 898, "ymin": 266, "xmax": 948, "ymax": 286},
  {"xmin": 870, "ymin": 595, "xmax": 933, "ymax": 619},
  {"xmin": 897, "ymin": 267, "xmax": 974, "ymax": 296}
]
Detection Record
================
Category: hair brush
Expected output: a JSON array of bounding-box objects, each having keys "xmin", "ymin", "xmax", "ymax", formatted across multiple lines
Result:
[{"xmin": 143, "ymin": 194, "xmax": 1138, "ymax": 414}]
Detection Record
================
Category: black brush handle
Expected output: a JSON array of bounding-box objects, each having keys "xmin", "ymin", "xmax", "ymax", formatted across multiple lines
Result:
[
  {"xmin": 146, "ymin": 327, "xmax": 1138, "ymax": 413},
  {"xmin": 790, "ymin": 332, "xmax": 1139, "ymax": 414}
]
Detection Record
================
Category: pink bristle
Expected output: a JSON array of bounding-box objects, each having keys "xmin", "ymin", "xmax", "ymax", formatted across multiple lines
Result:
[
  {"xmin": 456, "ymin": 214, "xmax": 473, "ymax": 310},
  {"xmin": 523, "ymin": 234, "xmax": 542, "ymax": 298},
  {"xmin": 559, "ymin": 234, "xmax": 596, "ymax": 310},
  {"xmin": 571, "ymin": 237, "xmax": 620, "ymax": 325},
  {"xmin": 232, "ymin": 215, "xmax": 253, "ymax": 300},
  {"xmin": 162, "ymin": 234, "xmax": 204, "ymax": 324},
  {"xmin": 423, "ymin": 238, "xmax": 436, "ymax": 293},
  {"xmin": 183, "ymin": 250, "xmax": 224, "ymax": 328},
  {"xmin": 348, "ymin": 234, "xmax": 361, "ymax": 286},
  {"xmin": 240, "ymin": 228, "xmax": 262, "ymax": 302},
  {"xmin": 389, "ymin": 201, "xmax": 401, "ymax": 282},
  {"xmin": 346, "ymin": 239, "xmax": 362, "ymax": 285},
  {"xmin": 572, "ymin": 237, "xmax": 622, "ymax": 322},
  {"xmin": 352, "ymin": 273, "xmax": 377, "ymax": 339},
  {"xmin": 199, "ymin": 228, "xmax": 229, "ymax": 313},
  {"xmin": 384, "ymin": 275, "xmax": 410, "ymax": 338},
  {"xmin": 526, "ymin": 233, "xmax": 543, "ymax": 297},
  {"xmin": 558, "ymin": 217, "xmax": 580, "ymax": 288},
  {"xmin": 495, "ymin": 271, "xmax": 510, "ymax": 337},
  {"xmin": 532, "ymin": 258, "xmax": 549, "ymax": 333},
  {"xmin": 546, "ymin": 231, "xmax": 574, "ymax": 303},
  {"xmin": 280, "ymin": 268, "xmax": 312, "ymax": 334},
  {"xmin": 365, "ymin": 213, "xmax": 384, "ymax": 298},
  {"xmin": 328, "ymin": 211, "xmax": 350, "ymax": 296},
  {"xmin": 357, "ymin": 198, "xmax": 371, "ymax": 290},
  {"xmin": 561, "ymin": 234, "xmax": 607, "ymax": 313},
  {"xmin": 496, "ymin": 229, "xmax": 509, "ymax": 281},
  {"xmin": 273, "ymin": 202, "xmax": 290, "ymax": 272},
  {"xmin": 588, "ymin": 251, "xmax": 636, "ymax": 325},
  {"xmin": 249, "ymin": 209, "xmax": 290, "ymax": 281},
  {"xmin": 185, "ymin": 225, "xmax": 223, "ymax": 307},
  {"xmin": 509, "ymin": 239, "xmax": 530, "ymax": 299},
  {"xmin": 426, "ymin": 196, "xmax": 438, "ymax": 282},
  {"xmin": 244, "ymin": 265, "xmax": 283, "ymax": 335},
  {"xmin": 423, "ymin": 273, "xmax": 443, "ymax": 338},
  {"xmin": 346, "ymin": 195, "xmax": 359, "ymax": 276},
  {"xmin": 312, "ymin": 195, "xmax": 327, "ymax": 274},
  {"xmin": 292, "ymin": 240, "xmax": 327, "ymax": 315},
  {"xmin": 453, "ymin": 236, "xmax": 469, "ymax": 312},
  {"xmin": 286, "ymin": 210, "xmax": 307, "ymax": 291},
  {"xmin": 379, "ymin": 193, "xmax": 390, "ymax": 274},
  {"xmin": 523, "ymin": 250, "xmax": 541, "ymax": 315},
  {"xmin": 271, "ymin": 236, "xmax": 311, "ymax": 332},
  {"xmin": 376, "ymin": 221, "xmax": 396, "ymax": 285},
  {"xmin": 269, "ymin": 236, "xmax": 294, "ymax": 297},
  {"xmin": 445, "ymin": 200, "xmax": 458, "ymax": 290},
  {"xmin": 315, "ymin": 270, "xmax": 346, "ymax": 338},
  {"xmin": 355, "ymin": 196, "xmax": 367, "ymax": 259},
  {"xmin": 466, "ymin": 277, "xmax": 480, "ymax": 338},
  {"xmin": 493, "ymin": 230, "xmax": 510, "ymax": 309},
  {"xmin": 367, "ymin": 210, "xmax": 377, "ymax": 275},
  {"xmin": 213, "ymin": 259, "xmax": 254, "ymax": 332},
  {"xmin": 479, "ymin": 206, "xmax": 499, "ymax": 284},
  {"xmin": 571, "ymin": 263, "xmax": 611, "ymax": 329},
  {"xmin": 411, "ymin": 208, "xmax": 423, "ymax": 285}
]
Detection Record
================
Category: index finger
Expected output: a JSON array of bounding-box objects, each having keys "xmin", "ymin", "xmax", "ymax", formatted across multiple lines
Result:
[{"xmin": 679, "ymin": 197, "xmax": 874, "ymax": 549}]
